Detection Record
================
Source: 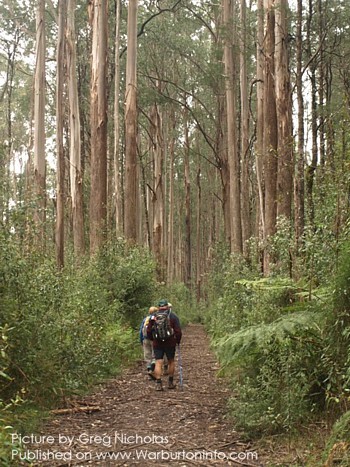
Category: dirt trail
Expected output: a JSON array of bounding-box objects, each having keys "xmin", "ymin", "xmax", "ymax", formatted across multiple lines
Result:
[{"xmin": 24, "ymin": 324, "xmax": 263, "ymax": 466}]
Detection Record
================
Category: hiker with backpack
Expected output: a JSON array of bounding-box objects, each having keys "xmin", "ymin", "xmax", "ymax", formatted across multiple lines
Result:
[
  {"xmin": 147, "ymin": 299, "xmax": 182, "ymax": 391},
  {"xmin": 139, "ymin": 306, "xmax": 158, "ymax": 378}
]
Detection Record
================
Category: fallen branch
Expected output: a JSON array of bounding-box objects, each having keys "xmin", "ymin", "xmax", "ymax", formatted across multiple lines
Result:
[{"xmin": 51, "ymin": 405, "xmax": 100, "ymax": 415}]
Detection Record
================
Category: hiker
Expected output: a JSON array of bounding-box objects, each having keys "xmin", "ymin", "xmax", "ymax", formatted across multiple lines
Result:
[
  {"xmin": 147, "ymin": 299, "xmax": 182, "ymax": 391},
  {"xmin": 139, "ymin": 306, "xmax": 158, "ymax": 378}
]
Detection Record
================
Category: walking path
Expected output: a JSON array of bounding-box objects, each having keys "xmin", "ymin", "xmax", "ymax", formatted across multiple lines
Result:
[{"xmin": 24, "ymin": 324, "xmax": 263, "ymax": 466}]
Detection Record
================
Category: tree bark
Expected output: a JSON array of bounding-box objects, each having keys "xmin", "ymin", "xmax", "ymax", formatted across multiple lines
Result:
[
  {"xmin": 55, "ymin": 0, "xmax": 66, "ymax": 269},
  {"xmin": 305, "ymin": 0, "xmax": 317, "ymax": 228},
  {"xmin": 275, "ymin": 0, "xmax": 293, "ymax": 221},
  {"xmin": 240, "ymin": 0, "xmax": 251, "ymax": 255},
  {"xmin": 114, "ymin": 0, "xmax": 123, "ymax": 236},
  {"xmin": 255, "ymin": 0, "xmax": 265, "ymax": 247},
  {"xmin": 151, "ymin": 102, "xmax": 165, "ymax": 281},
  {"xmin": 294, "ymin": 0, "xmax": 305, "ymax": 258},
  {"xmin": 223, "ymin": 0, "xmax": 243, "ymax": 254},
  {"xmin": 67, "ymin": 0, "xmax": 85, "ymax": 257},
  {"xmin": 89, "ymin": 0, "xmax": 108, "ymax": 254},
  {"xmin": 263, "ymin": 0, "xmax": 278, "ymax": 275},
  {"xmin": 124, "ymin": 0, "xmax": 138, "ymax": 243},
  {"xmin": 184, "ymin": 107, "xmax": 192, "ymax": 289},
  {"xmin": 34, "ymin": 0, "xmax": 46, "ymax": 245},
  {"xmin": 167, "ymin": 109, "xmax": 176, "ymax": 284}
]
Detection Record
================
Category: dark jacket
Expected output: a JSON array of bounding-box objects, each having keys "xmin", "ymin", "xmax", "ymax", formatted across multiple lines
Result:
[{"xmin": 146, "ymin": 307, "xmax": 182, "ymax": 349}]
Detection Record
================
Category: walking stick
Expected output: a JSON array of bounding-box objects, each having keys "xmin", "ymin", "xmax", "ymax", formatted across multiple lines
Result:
[{"xmin": 177, "ymin": 344, "xmax": 184, "ymax": 390}]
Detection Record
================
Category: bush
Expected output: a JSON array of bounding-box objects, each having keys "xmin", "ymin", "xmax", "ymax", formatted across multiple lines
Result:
[
  {"xmin": 206, "ymin": 249, "xmax": 329, "ymax": 438},
  {"xmin": 0, "ymin": 235, "xmax": 157, "ymax": 405},
  {"xmin": 323, "ymin": 411, "xmax": 350, "ymax": 466}
]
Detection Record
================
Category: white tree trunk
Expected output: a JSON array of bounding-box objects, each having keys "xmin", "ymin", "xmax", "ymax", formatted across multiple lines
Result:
[{"xmin": 34, "ymin": 0, "xmax": 46, "ymax": 241}]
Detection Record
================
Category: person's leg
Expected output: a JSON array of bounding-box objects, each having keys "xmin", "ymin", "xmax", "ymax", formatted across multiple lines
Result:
[
  {"xmin": 143, "ymin": 340, "xmax": 153, "ymax": 368},
  {"xmin": 153, "ymin": 347, "xmax": 165, "ymax": 390},
  {"xmin": 154, "ymin": 358, "xmax": 163, "ymax": 379},
  {"xmin": 163, "ymin": 354, "xmax": 168, "ymax": 375},
  {"xmin": 165, "ymin": 347, "xmax": 176, "ymax": 389},
  {"xmin": 167, "ymin": 358, "xmax": 175, "ymax": 377}
]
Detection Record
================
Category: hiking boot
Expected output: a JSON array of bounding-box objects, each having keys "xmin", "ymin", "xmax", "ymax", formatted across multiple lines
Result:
[
  {"xmin": 156, "ymin": 380, "xmax": 164, "ymax": 391},
  {"xmin": 168, "ymin": 380, "xmax": 176, "ymax": 390}
]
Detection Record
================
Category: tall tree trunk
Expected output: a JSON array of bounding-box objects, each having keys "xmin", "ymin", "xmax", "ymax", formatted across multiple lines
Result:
[
  {"xmin": 305, "ymin": 0, "xmax": 317, "ymax": 228},
  {"xmin": 294, "ymin": 0, "xmax": 305, "ymax": 259},
  {"xmin": 114, "ymin": 0, "xmax": 123, "ymax": 235},
  {"xmin": 3, "ymin": 35, "xmax": 19, "ymax": 226},
  {"xmin": 318, "ymin": 0, "xmax": 325, "ymax": 167},
  {"xmin": 263, "ymin": 0, "xmax": 278, "ymax": 275},
  {"xmin": 67, "ymin": 0, "xmax": 85, "ymax": 257},
  {"xmin": 217, "ymin": 94, "xmax": 231, "ymax": 245},
  {"xmin": 223, "ymin": 0, "xmax": 243, "ymax": 254},
  {"xmin": 184, "ymin": 107, "xmax": 192, "ymax": 289},
  {"xmin": 275, "ymin": 0, "xmax": 293, "ymax": 221},
  {"xmin": 124, "ymin": 0, "xmax": 138, "ymax": 243},
  {"xmin": 167, "ymin": 110, "xmax": 176, "ymax": 284},
  {"xmin": 196, "ymin": 149, "xmax": 202, "ymax": 302},
  {"xmin": 55, "ymin": 0, "xmax": 66, "ymax": 268},
  {"xmin": 34, "ymin": 0, "xmax": 46, "ymax": 245},
  {"xmin": 151, "ymin": 102, "xmax": 165, "ymax": 280},
  {"xmin": 89, "ymin": 0, "xmax": 108, "ymax": 254},
  {"xmin": 255, "ymin": 0, "xmax": 265, "ymax": 259},
  {"xmin": 240, "ymin": 0, "xmax": 251, "ymax": 255}
]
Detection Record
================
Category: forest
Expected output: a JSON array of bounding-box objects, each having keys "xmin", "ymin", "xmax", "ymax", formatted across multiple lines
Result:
[{"xmin": 1, "ymin": 0, "xmax": 350, "ymax": 464}]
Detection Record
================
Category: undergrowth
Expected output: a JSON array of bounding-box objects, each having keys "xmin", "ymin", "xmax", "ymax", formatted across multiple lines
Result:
[
  {"xmin": 205, "ymin": 239, "xmax": 350, "ymax": 461},
  {"xmin": 0, "ymin": 234, "xmax": 158, "ymax": 460}
]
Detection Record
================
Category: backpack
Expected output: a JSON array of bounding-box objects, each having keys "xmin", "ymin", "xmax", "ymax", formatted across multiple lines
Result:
[
  {"xmin": 142, "ymin": 316, "xmax": 151, "ymax": 338},
  {"xmin": 152, "ymin": 310, "xmax": 174, "ymax": 342}
]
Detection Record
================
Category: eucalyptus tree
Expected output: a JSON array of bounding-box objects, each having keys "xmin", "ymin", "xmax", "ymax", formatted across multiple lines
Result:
[
  {"xmin": 294, "ymin": 0, "xmax": 305, "ymax": 257},
  {"xmin": 124, "ymin": 0, "xmax": 138, "ymax": 244},
  {"xmin": 239, "ymin": 0, "xmax": 251, "ymax": 256},
  {"xmin": 275, "ymin": 0, "xmax": 293, "ymax": 222},
  {"xmin": 223, "ymin": 0, "xmax": 242, "ymax": 255},
  {"xmin": 67, "ymin": 0, "xmax": 85, "ymax": 257},
  {"xmin": 55, "ymin": 0, "xmax": 66, "ymax": 268},
  {"xmin": 114, "ymin": 0, "xmax": 123, "ymax": 236},
  {"xmin": 89, "ymin": 0, "xmax": 108, "ymax": 254},
  {"xmin": 262, "ymin": 0, "xmax": 278, "ymax": 275},
  {"xmin": 33, "ymin": 0, "xmax": 46, "ymax": 244}
]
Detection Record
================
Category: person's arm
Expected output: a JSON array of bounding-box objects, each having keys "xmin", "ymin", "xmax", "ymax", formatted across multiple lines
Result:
[
  {"xmin": 139, "ymin": 318, "xmax": 145, "ymax": 344},
  {"xmin": 171, "ymin": 314, "xmax": 182, "ymax": 344}
]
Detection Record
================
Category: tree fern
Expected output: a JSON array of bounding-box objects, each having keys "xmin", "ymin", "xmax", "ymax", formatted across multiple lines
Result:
[{"xmin": 215, "ymin": 310, "xmax": 324, "ymax": 366}]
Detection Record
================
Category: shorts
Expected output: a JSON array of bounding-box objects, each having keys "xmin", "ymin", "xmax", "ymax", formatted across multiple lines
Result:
[{"xmin": 154, "ymin": 346, "xmax": 176, "ymax": 361}]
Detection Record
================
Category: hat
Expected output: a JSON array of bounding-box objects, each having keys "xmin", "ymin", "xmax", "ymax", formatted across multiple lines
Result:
[{"xmin": 158, "ymin": 299, "xmax": 168, "ymax": 307}]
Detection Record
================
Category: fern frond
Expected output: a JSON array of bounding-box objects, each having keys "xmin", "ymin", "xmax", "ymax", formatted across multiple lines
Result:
[
  {"xmin": 234, "ymin": 277, "xmax": 296, "ymax": 291},
  {"xmin": 215, "ymin": 310, "xmax": 323, "ymax": 366}
]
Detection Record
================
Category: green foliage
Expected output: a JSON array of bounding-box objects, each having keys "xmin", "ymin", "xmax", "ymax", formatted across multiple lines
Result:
[
  {"xmin": 320, "ymin": 242, "xmax": 350, "ymax": 409},
  {"xmin": 215, "ymin": 307, "xmax": 326, "ymax": 437},
  {"xmin": 333, "ymin": 242, "xmax": 350, "ymax": 316},
  {"xmin": 0, "ymin": 234, "xmax": 157, "ymax": 407},
  {"xmin": 215, "ymin": 310, "xmax": 322, "ymax": 365},
  {"xmin": 322, "ymin": 411, "xmax": 350, "ymax": 465},
  {"xmin": 206, "ymin": 251, "xmax": 331, "ymax": 437},
  {"xmin": 0, "ymin": 324, "xmax": 26, "ymax": 464}
]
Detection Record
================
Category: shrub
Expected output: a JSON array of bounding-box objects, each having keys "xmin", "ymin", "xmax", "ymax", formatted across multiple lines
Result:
[
  {"xmin": 323, "ymin": 411, "xmax": 350, "ymax": 466},
  {"xmin": 0, "ymin": 235, "xmax": 157, "ymax": 406},
  {"xmin": 206, "ymin": 249, "xmax": 329, "ymax": 438}
]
